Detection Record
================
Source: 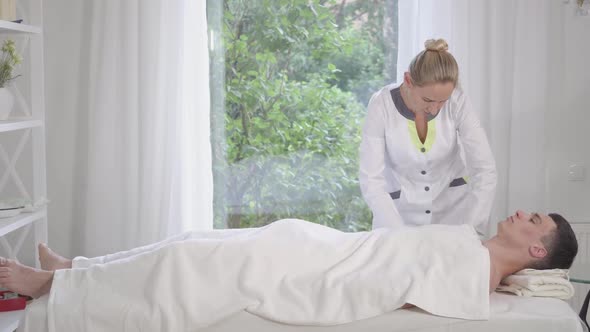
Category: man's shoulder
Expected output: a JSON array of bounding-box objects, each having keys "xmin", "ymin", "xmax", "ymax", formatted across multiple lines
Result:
[
  {"xmin": 421, "ymin": 223, "xmax": 477, "ymax": 234},
  {"xmin": 384, "ymin": 224, "xmax": 482, "ymax": 247}
]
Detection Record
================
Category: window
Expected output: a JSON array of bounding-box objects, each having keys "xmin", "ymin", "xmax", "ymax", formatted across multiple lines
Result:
[{"xmin": 208, "ymin": 0, "xmax": 398, "ymax": 230}]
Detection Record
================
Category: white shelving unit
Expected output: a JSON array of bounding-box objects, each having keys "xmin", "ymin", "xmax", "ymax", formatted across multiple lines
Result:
[
  {"xmin": 0, "ymin": 311, "xmax": 23, "ymax": 332},
  {"xmin": 0, "ymin": 21, "xmax": 40, "ymax": 34},
  {"xmin": 0, "ymin": 120, "xmax": 42, "ymax": 132},
  {"xmin": 0, "ymin": 0, "xmax": 47, "ymax": 330}
]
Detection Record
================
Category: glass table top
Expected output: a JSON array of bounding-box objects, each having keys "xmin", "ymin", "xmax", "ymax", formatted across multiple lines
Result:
[
  {"xmin": 570, "ymin": 269, "xmax": 590, "ymax": 284},
  {"xmin": 570, "ymin": 264, "xmax": 589, "ymax": 283},
  {"xmin": 571, "ymin": 276, "xmax": 590, "ymax": 284}
]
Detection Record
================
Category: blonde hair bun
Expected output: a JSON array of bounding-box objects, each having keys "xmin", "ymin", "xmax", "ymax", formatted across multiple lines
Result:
[
  {"xmin": 424, "ymin": 39, "xmax": 449, "ymax": 52},
  {"xmin": 408, "ymin": 38, "xmax": 458, "ymax": 86}
]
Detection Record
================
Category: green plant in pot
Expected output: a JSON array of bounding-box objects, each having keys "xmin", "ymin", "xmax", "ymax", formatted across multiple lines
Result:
[{"xmin": 0, "ymin": 39, "xmax": 21, "ymax": 120}]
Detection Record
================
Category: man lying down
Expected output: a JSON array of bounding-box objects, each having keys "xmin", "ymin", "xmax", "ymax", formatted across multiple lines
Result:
[{"xmin": 0, "ymin": 210, "xmax": 579, "ymax": 331}]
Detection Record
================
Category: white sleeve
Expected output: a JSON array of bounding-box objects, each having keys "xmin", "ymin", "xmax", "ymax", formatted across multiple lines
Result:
[
  {"xmin": 454, "ymin": 91, "xmax": 498, "ymax": 235},
  {"xmin": 359, "ymin": 92, "xmax": 405, "ymax": 230}
]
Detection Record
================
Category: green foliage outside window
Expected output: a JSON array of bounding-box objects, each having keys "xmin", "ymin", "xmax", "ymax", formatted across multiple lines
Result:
[{"xmin": 208, "ymin": 0, "xmax": 397, "ymax": 231}]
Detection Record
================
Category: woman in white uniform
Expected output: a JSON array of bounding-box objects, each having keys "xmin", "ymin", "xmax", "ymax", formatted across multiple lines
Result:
[{"xmin": 360, "ymin": 39, "xmax": 497, "ymax": 235}]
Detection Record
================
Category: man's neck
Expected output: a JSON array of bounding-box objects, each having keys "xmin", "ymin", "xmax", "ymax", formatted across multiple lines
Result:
[{"xmin": 483, "ymin": 237, "xmax": 527, "ymax": 284}]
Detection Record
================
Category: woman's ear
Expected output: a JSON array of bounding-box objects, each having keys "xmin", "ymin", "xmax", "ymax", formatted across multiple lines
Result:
[
  {"xmin": 529, "ymin": 244, "xmax": 548, "ymax": 259},
  {"xmin": 403, "ymin": 72, "xmax": 413, "ymax": 87}
]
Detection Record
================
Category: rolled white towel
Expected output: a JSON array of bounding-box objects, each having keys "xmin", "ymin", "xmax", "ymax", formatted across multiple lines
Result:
[
  {"xmin": 512, "ymin": 268, "xmax": 569, "ymax": 278},
  {"xmin": 496, "ymin": 269, "xmax": 574, "ymax": 300}
]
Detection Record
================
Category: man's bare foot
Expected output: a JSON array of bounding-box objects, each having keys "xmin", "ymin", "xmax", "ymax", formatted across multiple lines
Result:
[
  {"xmin": 0, "ymin": 257, "xmax": 53, "ymax": 298},
  {"xmin": 38, "ymin": 243, "xmax": 72, "ymax": 271}
]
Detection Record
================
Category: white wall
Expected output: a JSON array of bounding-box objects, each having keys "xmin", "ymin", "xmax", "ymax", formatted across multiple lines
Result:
[
  {"xmin": 43, "ymin": 1, "xmax": 84, "ymax": 257},
  {"xmin": 545, "ymin": 4, "xmax": 590, "ymax": 224},
  {"xmin": 547, "ymin": 5, "xmax": 590, "ymax": 309}
]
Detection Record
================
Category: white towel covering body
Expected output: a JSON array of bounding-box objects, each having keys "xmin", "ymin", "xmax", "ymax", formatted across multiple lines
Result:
[{"xmin": 47, "ymin": 219, "xmax": 490, "ymax": 331}]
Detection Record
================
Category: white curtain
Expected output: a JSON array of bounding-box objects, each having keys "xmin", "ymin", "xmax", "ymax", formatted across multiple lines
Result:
[
  {"xmin": 397, "ymin": 0, "xmax": 564, "ymax": 237},
  {"xmin": 60, "ymin": 0, "xmax": 213, "ymax": 257}
]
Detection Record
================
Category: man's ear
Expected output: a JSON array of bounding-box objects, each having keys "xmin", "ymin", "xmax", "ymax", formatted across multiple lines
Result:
[
  {"xmin": 529, "ymin": 244, "xmax": 548, "ymax": 259},
  {"xmin": 403, "ymin": 72, "xmax": 413, "ymax": 87}
]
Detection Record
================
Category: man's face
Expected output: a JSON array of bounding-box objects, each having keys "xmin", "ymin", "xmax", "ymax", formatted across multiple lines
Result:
[{"xmin": 497, "ymin": 210, "xmax": 557, "ymax": 256}]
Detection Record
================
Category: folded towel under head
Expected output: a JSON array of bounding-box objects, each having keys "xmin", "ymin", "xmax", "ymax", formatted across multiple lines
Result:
[{"xmin": 496, "ymin": 268, "xmax": 574, "ymax": 300}]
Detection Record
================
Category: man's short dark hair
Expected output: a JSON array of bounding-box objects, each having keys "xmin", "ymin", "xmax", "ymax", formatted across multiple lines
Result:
[{"xmin": 532, "ymin": 213, "xmax": 578, "ymax": 270}]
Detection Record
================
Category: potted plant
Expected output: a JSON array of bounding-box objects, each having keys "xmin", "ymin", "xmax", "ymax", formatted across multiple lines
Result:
[{"xmin": 0, "ymin": 39, "xmax": 21, "ymax": 120}]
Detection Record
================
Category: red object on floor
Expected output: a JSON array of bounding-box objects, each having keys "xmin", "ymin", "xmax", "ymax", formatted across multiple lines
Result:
[{"xmin": 0, "ymin": 290, "xmax": 27, "ymax": 312}]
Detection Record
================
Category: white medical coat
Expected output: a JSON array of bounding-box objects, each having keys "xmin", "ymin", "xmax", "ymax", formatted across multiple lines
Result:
[{"xmin": 359, "ymin": 83, "xmax": 497, "ymax": 234}]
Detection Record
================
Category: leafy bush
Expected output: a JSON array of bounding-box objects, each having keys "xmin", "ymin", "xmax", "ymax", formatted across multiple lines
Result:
[{"xmin": 210, "ymin": 0, "xmax": 395, "ymax": 230}]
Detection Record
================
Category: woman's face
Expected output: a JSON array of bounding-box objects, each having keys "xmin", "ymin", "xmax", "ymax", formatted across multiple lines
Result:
[{"xmin": 404, "ymin": 72, "xmax": 455, "ymax": 115}]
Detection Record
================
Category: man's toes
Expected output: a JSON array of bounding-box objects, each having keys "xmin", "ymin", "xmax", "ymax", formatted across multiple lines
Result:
[
  {"xmin": 0, "ymin": 258, "xmax": 16, "ymax": 267},
  {"xmin": 0, "ymin": 258, "xmax": 15, "ymax": 267}
]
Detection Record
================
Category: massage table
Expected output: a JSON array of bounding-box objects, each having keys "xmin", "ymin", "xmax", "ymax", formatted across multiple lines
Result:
[{"xmin": 18, "ymin": 293, "xmax": 586, "ymax": 332}]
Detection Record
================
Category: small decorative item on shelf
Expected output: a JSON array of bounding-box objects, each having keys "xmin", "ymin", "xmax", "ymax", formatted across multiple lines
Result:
[
  {"xmin": 0, "ymin": 290, "xmax": 29, "ymax": 312},
  {"xmin": 0, "ymin": 39, "xmax": 21, "ymax": 120},
  {"xmin": 0, "ymin": 0, "xmax": 16, "ymax": 21},
  {"xmin": 0, "ymin": 197, "xmax": 48, "ymax": 218},
  {"xmin": 577, "ymin": 0, "xmax": 589, "ymax": 15},
  {"xmin": 0, "ymin": 198, "xmax": 25, "ymax": 218}
]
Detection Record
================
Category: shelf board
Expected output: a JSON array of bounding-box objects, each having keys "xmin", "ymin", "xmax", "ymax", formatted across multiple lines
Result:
[
  {"xmin": 0, "ymin": 209, "xmax": 46, "ymax": 238},
  {"xmin": 0, "ymin": 20, "xmax": 41, "ymax": 34},
  {"xmin": 0, "ymin": 310, "xmax": 23, "ymax": 332},
  {"xmin": 0, "ymin": 119, "xmax": 42, "ymax": 133}
]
